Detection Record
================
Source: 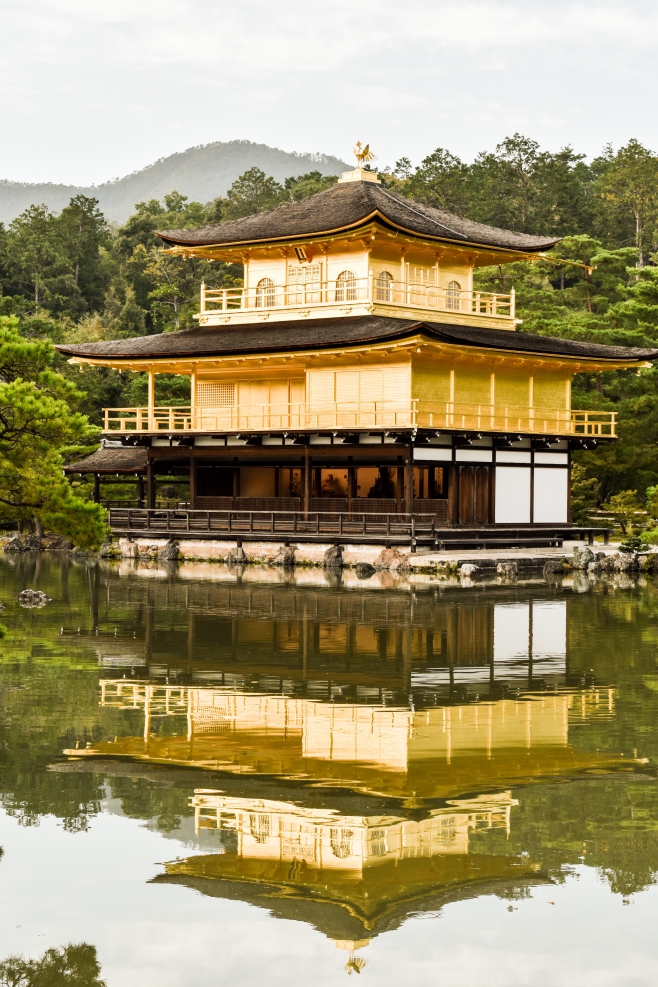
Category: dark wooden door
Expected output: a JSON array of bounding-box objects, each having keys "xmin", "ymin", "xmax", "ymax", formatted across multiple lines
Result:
[
  {"xmin": 458, "ymin": 465, "xmax": 490, "ymax": 525},
  {"xmin": 459, "ymin": 467, "xmax": 475, "ymax": 524},
  {"xmin": 475, "ymin": 467, "xmax": 490, "ymax": 524}
]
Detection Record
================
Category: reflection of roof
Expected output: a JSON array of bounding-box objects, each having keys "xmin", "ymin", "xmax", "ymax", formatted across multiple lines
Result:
[
  {"xmin": 56, "ymin": 315, "xmax": 658, "ymax": 363},
  {"xmin": 152, "ymin": 852, "xmax": 547, "ymax": 942},
  {"xmin": 64, "ymin": 446, "xmax": 147, "ymax": 474},
  {"xmin": 154, "ymin": 181, "xmax": 560, "ymax": 252}
]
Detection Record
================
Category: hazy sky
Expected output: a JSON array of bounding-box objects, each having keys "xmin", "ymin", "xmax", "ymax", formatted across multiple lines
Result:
[{"xmin": 2, "ymin": 0, "xmax": 658, "ymax": 186}]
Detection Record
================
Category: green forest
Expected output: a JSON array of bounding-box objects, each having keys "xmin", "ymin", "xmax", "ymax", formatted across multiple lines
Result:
[{"xmin": 3, "ymin": 133, "xmax": 658, "ymax": 542}]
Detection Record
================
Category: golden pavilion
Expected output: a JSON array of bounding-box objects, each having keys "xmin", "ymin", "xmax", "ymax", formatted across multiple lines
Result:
[{"xmin": 59, "ymin": 153, "xmax": 658, "ymax": 546}]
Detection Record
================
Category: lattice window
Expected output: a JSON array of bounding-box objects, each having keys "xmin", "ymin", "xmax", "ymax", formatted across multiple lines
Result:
[
  {"xmin": 375, "ymin": 270, "xmax": 393, "ymax": 301},
  {"xmin": 249, "ymin": 813, "xmax": 271, "ymax": 843},
  {"xmin": 335, "ymin": 270, "xmax": 357, "ymax": 302},
  {"xmin": 288, "ymin": 264, "xmax": 321, "ymax": 283},
  {"xmin": 446, "ymin": 280, "xmax": 461, "ymax": 310},
  {"xmin": 410, "ymin": 266, "xmax": 436, "ymax": 286},
  {"xmin": 197, "ymin": 382, "xmax": 236, "ymax": 407},
  {"xmin": 330, "ymin": 827, "xmax": 354, "ymax": 858}
]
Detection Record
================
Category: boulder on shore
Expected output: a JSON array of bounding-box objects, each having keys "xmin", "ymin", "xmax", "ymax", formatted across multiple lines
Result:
[
  {"xmin": 373, "ymin": 548, "xmax": 402, "ymax": 570},
  {"xmin": 572, "ymin": 546, "xmax": 595, "ymax": 570},
  {"xmin": 323, "ymin": 545, "xmax": 343, "ymax": 568},
  {"xmin": 614, "ymin": 552, "xmax": 640, "ymax": 572},
  {"xmin": 271, "ymin": 545, "xmax": 297, "ymax": 567},
  {"xmin": 158, "ymin": 539, "xmax": 179, "ymax": 562}
]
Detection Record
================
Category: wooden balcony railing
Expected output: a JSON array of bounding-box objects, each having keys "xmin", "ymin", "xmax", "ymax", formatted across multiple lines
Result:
[
  {"xmin": 103, "ymin": 401, "xmax": 616, "ymax": 438},
  {"xmin": 199, "ymin": 277, "xmax": 515, "ymax": 320}
]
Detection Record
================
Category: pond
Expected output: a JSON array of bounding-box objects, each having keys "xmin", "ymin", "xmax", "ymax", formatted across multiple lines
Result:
[{"xmin": 0, "ymin": 553, "xmax": 657, "ymax": 985}]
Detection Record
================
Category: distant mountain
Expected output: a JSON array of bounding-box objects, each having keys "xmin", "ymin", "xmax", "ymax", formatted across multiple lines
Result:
[{"xmin": 0, "ymin": 140, "xmax": 350, "ymax": 225}]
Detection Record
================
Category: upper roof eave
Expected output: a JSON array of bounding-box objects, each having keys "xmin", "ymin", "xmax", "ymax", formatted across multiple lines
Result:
[
  {"xmin": 153, "ymin": 182, "xmax": 560, "ymax": 255},
  {"xmin": 156, "ymin": 211, "xmax": 560, "ymax": 256}
]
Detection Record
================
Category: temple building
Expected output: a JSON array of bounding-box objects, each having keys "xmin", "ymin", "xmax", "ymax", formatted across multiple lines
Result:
[{"xmin": 59, "ymin": 155, "xmax": 658, "ymax": 547}]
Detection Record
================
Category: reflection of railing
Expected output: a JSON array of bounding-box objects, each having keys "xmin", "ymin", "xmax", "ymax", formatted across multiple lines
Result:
[
  {"xmin": 199, "ymin": 278, "xmax": 515, "ymax": 320},
  {"xmin": 103, "ymin": 401, "xmax": 616, "ymax": 437}
]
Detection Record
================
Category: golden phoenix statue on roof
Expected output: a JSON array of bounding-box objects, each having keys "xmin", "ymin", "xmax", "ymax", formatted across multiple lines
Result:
[{"xmin": 353, "ymin": 142, "xmax": 377, "ymax": 167}]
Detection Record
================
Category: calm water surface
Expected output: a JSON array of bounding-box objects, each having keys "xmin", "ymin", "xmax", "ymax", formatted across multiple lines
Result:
[{"xmin": 1, "ymin": 554, "xmax": 658, "ymax": 985}]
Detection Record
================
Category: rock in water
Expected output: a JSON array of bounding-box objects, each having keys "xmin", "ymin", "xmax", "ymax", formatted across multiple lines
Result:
[
  {"xmin": 572, "ymin": 546, "xmax": 595, "ymax": 569},
  {"xmin": 543, "ymin": 559, "xmax": 566, "ymax": 575},
  {"xmin": 459, "ymin": 563, "xmax": 479, "ymax": 576},
  {"xmin": 614, "ymin": 552, "xmax": 639, "ymax": 572},
  {"xmin": 373, "ymin": 548, "xmax": 401, "ymax": 570},
  {"xmin": 323, "ymin": 545, "xmax": 343, "ymax": 568},
  {"xmin": 158, "ymin": 539, "xmax": 179, "ymax": 561},
  {"xmin": 271, "ymin": 545, "xmax": 296, "ymax": 567},
  {"xmin": 17, "ymin": 589, "xmax": 52, "ymax": 608},
  {"xmin": 497, "ymin": 561, "xmax": 518, "ymax": 578},
  {"xmin": 3, "ymin": 536, "xmax": 23, "ymax": 553},
  {"xmin": 226, "ymin": 546, "xmax": 246, "ymax": 564},
  {"xmin": 355, "ymin": 562, "xmax": 375, "ymax": 579}
]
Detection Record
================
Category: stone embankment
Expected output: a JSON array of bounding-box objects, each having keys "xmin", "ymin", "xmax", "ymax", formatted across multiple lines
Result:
[{"xmin": 2, "ymin": 532, "xmax": 656, "ymax": 579}]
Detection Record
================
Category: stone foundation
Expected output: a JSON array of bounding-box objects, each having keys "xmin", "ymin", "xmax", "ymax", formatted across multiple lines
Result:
[{"xmin": 116, "ymin": 537, "xmax": 412, "ymax": 566}]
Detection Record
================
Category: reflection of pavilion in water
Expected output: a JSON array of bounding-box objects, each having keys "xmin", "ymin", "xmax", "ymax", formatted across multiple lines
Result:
[
  {"xmin": 69, "ymin": 680, "xmax": 619, "ymax": 799},
  {"xmin": 91, "ymin": 587, "xmax": 575, "ymax": 698},
  {"xmin": 65, "ymin": 650, "xmax": 632, "ymax": 950},
  {"xmin": 153, "ymin": 790, "xmax": 539, "ymax": 951}
]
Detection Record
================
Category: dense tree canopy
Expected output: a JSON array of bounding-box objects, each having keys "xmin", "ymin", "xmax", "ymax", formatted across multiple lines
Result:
[{"xmin": 0, "ymin": 317, "xmax": 106, "ymax": 545}]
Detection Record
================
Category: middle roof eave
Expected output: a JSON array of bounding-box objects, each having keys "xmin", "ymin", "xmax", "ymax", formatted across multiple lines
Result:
[{"xmin": 55, "ymin": 315, "xmax": 658, "ymax": 365}]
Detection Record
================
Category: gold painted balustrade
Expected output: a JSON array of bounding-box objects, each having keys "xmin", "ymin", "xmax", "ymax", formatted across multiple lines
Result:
[
  {"xmin": 103, "ymin": 401, "xmax": 616, "ymax": 437},
  {"xmin": 198, "ymin": 278, "xmax": 515, "ymax": 321}
]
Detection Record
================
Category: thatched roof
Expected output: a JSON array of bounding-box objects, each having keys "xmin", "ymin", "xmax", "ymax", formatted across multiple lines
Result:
[
  {"xmin": 155, "ymin": 180, "xmax": 560, "ymax": 253},
  {"xmin": 57, "ymin": 316, "xmax": 658, "ymax": 364},
  {"xmin": 64, "ymin": 446, "xmax": 148, "ymax": 474}
]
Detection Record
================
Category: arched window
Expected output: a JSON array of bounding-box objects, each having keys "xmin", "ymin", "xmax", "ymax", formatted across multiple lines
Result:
[
  {"xmin": 335, "ymin": 270, "xmax": 357, "ymax": 302},
  {"xmin": 255, "ymin": 277, "xmax": 276, "ymax": 308},
  {"xmin": 375, "ymin": 270, "xmax": 393, "ymax": 302},
  {"xmin": 446, "ymin": 280, "xmax": 461, "ymax": 311}
]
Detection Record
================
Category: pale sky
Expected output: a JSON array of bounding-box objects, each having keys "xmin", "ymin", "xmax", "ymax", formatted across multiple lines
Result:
[{"xmin": 1, "ymin": 0, "xmax": 658, "ymax": 186}]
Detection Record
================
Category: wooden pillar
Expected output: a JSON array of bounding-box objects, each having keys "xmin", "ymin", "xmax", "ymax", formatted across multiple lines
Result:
[
  {"xmin": 347, "ymin": 465, "xmax": 355, "ymax": 515},
  {"xmin": 147, "ymin": 369, "xmax": 155, "ymax": 429},
  {"xmin": 304, "ymin": 447, "xmax": 311, "ymax": 515},
  {"xmin": 448, "ymin": 465, "xmax": 459, "ymax": 525},
  {"xmin": 190, "ymin": 367, "xmax": 197, "ymax": 430},
  {"xmin": 93, "ymin": 473, "xmax": 100, "ymax": 504},
  {"xmin": 146, "ymin": 458, "xmax": 156, "ymax": 509},
  {"xmin": 405, "ymin": 456, "xmax": 414, "ymax": 515},
  {"xmin": 189, "ymin": 455, "xmax": 196, "ymax": 510}
]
